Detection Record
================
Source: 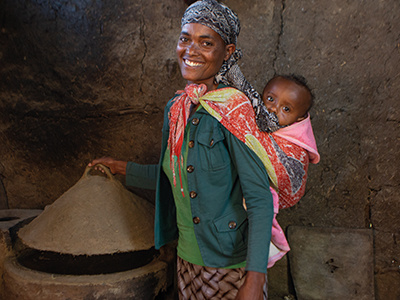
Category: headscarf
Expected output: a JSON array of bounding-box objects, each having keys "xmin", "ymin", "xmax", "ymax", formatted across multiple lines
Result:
[
  {"xmin": 181, "ymin": 0, "xmax": 240, "ymax": 46},
  {"xmin": 182, "ymin": 0, "xmax": 283, "ymax": 132}
]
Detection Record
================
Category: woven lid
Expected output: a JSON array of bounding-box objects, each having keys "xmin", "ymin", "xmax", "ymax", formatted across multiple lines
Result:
[{"xmin": 18, "ymin": 165, "xmax": 155, "ymax": 255}]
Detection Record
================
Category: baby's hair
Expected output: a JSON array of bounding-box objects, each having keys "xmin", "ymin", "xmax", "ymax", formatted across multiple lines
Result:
[{"xmin": 274, "ymin": 74, "xmax": 314, "ymax": 112}]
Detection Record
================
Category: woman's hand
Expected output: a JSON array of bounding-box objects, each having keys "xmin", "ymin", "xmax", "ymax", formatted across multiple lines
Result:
[
  {"xmin": 88, "ymin": 157, "xmax": 128, "ymax": 175},
  {"xmin": 235, "ymin": 271, "xmax": 265, "ymax": 300}
]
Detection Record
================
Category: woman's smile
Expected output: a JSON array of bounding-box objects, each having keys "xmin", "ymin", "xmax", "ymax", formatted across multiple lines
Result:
[{"xmin": 183, "ymin": 59, "xmax": 205, "ymax": 68}]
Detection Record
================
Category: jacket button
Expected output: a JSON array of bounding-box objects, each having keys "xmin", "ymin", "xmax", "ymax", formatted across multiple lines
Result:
[
  {"xmin": 193, "ymin": 217, "xmax": 200, "ymax": 224},
  {"xmin": 188, "ymin": 140, "xmax": 194, "ymax": 148},
  {"xmin": 228, "ymin": 221, "xmax": 237, "ymax": 229},
  {"xmin": 209, "ymin": 139, "xmax": 214, "ymax": 146},
  {"xmin": 189, "ymin": 191, "xmax": 197, "ymax": 198},
  {"xmin": 187, "ymin": 165, "xmax": 194, "ymax": 173},
  {"xmin": 192, "ymin": 118, "xmax": 199, "ymax": 125}
]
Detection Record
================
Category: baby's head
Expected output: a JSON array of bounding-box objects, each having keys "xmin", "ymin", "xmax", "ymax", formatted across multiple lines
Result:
[{"xmin": 262, "ymin": 74, "xmax": 314, "ymax": 126}]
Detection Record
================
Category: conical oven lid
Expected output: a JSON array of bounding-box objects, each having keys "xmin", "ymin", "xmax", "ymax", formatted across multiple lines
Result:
[{"xmin": 18, "ymin": 165, "xmax": 155, "ymax": 255}]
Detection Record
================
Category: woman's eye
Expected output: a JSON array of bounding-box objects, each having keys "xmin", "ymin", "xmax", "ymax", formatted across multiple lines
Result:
[
  {"xmin": 179, "ymin": 37, "xmax": 188, "ymax": 43},
  {"xmin": 202, "ymin": 41, "xmax": 212, "ymax": 47},
  {"xmin": 283, "ymin": 106, "xmax": 290, "ymax": 112},
  {"xmin": 267, "ymin": 96, "xmax": 274, "ymax": 102}
]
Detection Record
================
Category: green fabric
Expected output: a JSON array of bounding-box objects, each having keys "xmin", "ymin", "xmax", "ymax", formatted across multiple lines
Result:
[
  {"xmin": 125, "ymin": 85, "xmax": 273, "ymax": 273},
  {"xmin": 162, "ymin": 127, "xmax": 205, "ymax": 266}
]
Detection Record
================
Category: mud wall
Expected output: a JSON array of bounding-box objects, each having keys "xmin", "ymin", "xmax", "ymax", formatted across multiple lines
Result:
[{"xmin": 0, "ymin": 0, "xmax": 399, "ymax": 298}]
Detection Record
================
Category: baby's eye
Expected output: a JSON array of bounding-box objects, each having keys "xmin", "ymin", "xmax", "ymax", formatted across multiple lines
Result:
[
  {"xmin": 267, "ymin": 96, "xmax": 274, "ymax": 102},
  {"xmin": 283, "ymin": 106, "xmax": 290, "ymax": 112}
]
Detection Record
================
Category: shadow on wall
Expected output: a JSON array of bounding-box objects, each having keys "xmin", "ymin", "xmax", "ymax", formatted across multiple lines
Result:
[{"xmin": 0, "ymin": 178, "xmax": 8, "ymax": 210}]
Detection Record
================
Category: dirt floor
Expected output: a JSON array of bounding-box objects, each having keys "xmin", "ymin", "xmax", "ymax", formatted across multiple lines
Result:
[{"xmin": 0, "ymin": 0, "xmax": 399, "ymax": 299}]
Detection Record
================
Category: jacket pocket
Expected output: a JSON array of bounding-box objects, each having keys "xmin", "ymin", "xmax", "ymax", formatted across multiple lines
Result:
[
  {"xmin": 197, "ymin": 129, "xmax": 230, "ymax": 171},
  {"xmin": 213, "ymin": 209, "xmax": 248, "ymax": 256}
]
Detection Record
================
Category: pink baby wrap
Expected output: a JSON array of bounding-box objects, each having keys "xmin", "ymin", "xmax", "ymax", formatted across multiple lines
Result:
[{"xmin": 267, "ymin": 116, "xmax": 320, "ymax": 267}]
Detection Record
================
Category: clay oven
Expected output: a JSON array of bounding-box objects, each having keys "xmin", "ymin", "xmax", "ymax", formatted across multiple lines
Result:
[{"xmin": 3, "ymin": 165, "xmax": 170, "ymax": 299}]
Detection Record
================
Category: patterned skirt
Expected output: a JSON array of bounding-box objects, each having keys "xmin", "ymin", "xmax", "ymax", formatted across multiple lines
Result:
[{"xmin": 177, "ymin": 256, "xmax": 268, "ymax": 300}]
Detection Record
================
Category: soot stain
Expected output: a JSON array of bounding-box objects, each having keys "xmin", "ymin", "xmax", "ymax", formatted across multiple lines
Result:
[{"xmin": 4, "ymin": 103, "xmax": 103, "ymax": 164}]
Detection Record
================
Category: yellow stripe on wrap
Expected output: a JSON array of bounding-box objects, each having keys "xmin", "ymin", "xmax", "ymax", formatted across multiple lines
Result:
[
  {"xmin": 199, "ymin": 100, "xmax": 222, "ymax": 121},
  {"xmin": 199, "ymin": 88, "xmax": 242, "ymax": 121},
  {"xmin": 201, "ymin": 88, "xmax": 239, "ymax": 103}
]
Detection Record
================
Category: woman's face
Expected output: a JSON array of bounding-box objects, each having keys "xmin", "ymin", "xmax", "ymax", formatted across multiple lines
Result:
[{"xmin": 176, "ymin": 23, "xmax": 235, "ymax": 90}]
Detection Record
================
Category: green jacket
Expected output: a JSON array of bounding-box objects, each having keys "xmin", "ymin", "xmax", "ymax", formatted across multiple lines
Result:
[{"xmin": 126, "ymin": 88, "xmax": 274, "ymax": 273}]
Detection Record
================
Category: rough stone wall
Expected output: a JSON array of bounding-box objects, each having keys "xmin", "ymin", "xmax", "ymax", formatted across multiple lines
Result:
[{"xmin": 0, "ymin": 0, "xmax": 399, "ymax": 299}]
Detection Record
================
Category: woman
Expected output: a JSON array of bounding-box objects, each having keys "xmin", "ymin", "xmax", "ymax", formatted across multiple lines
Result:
[{"xmin": 90, "ymin": 1, "xmax": 273, "ymax": 299}]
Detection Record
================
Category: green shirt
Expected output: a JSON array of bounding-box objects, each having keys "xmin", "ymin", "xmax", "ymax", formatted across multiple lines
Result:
[{"xmin": 162, "ymin": 126, "xmax": 204, "ymax": 265}]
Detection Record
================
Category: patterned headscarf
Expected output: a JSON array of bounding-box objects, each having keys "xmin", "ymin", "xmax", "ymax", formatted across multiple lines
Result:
[
  {"xmin": 182, "ymin": 0, "xmax": 283, "ymax": 132},
  {"xmin": 181, "ymin": 0, "xmax": 240, "ymax": 46}
]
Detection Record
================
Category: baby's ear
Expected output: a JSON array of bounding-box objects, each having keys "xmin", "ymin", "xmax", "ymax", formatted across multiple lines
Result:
[{"xmin": 296, "ymin": 113, "xmax": 308, "ymax": 122}]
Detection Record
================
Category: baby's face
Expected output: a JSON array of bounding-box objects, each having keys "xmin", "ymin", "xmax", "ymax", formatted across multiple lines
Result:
[{"xmin": 262, "ymin": 77, "xmax": 311, "ymax": 126}]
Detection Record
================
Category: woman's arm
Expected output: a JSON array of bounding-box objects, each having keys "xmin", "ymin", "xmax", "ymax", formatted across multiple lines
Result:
[
  {"xmin": 125, "ymin": 161, "xmax": 158, "ymax": 190},
  {"xmin": 235, "ymin": 271, "xmax": 265, "ymax": 300},
  {"xmin": 222, "ymin": 127, "xmax": 273, "ymax": 298},
  {"xmin": 89, "ymin": 157, "xmax": 127, "ymax": 175},
  {"xmin": 88, "ymin": 157, "xmax": 159, "ymax": 190},
  {"xmin": 224, "ymin": 128, "xmax": 274, "ymax": 273}
]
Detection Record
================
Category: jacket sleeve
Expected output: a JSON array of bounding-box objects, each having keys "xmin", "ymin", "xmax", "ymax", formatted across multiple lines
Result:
[
  {"xmin": 125, "ymin": 162, "xmax": 159, "ymax": 190},
  {"xmin": 224, "ymin": 127, "xmax": 274, "ymax": 273}
]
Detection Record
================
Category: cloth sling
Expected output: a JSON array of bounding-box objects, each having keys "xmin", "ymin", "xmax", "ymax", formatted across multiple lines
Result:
[{"xmin": 170, "ymin": 84, "xmax": 318, "ymax": 209}]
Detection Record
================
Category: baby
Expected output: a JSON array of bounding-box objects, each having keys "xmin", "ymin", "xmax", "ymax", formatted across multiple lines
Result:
[
  {"xmin": 261, "ymin": 74, "xmax": 313, "ymax": 127},
  {"xmin": 215, "ymin": 51, "xmax": 314, "ymax": 133}
]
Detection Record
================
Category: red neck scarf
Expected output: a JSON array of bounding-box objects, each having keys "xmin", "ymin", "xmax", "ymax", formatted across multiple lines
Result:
[{"xmin": 168, "ymin": 84, "xmax": 208, "ymax": 196}]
